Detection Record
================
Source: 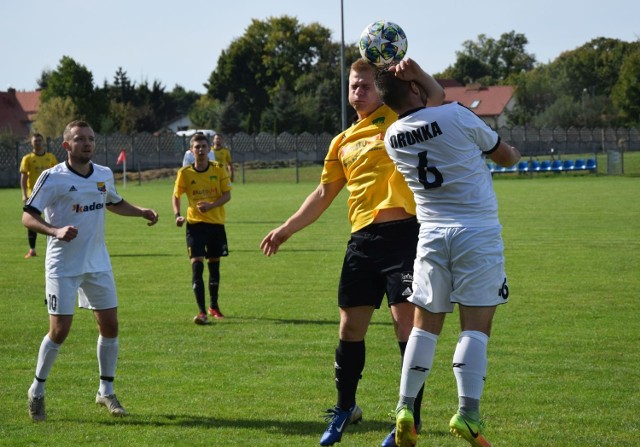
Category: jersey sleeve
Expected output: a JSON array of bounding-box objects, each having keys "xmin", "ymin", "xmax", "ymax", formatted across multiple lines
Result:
[
  {"xmin": 456, "ymin": 104, "xmax": 499, "ymax": 153},
  {"xmin": 19, "ymin": 155, "xmax": 29, "ymax": 174},
  {"xmin": 173, "ymin": 168, "xmax": 186, "ymax": 197},
  {"xmin": 320, "ymin": 134, "xmax": 346, "ymax": 184},
  {"xmin": 24, "ymin": 169, "xmax": 54, "ymax": 213}
]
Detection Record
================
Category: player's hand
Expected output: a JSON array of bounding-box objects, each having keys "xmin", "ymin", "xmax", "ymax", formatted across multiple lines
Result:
[
  {"xmin": 260, "ymin": 227, "xmax": 291, "ymax": 256},
  {"xmin": 142, "ymin": 209, "xmax": 159, "ymax": 226},
  {"xmin": 55, "ymin": 225, "xmax": 79, "ymax": 242},
  {"xmin": 196, "ymin": 201, "xmax": 211, "ymax": 213},
  {"xmin": 176, "ymin": 216, "xmax": 185, "ymax": 227},
  {"xmin": 389, "ymin": 57, "xmax": 422, "ymax": 81}
]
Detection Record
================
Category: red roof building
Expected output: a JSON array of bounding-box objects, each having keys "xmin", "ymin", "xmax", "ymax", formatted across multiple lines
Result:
[
  {"xmin": 443, "ymin": 84, "xmax": 515, "ymax": 129},
  {"xmin": 0, "ymin": 89, "xmax": 41, "ymax": 138}
]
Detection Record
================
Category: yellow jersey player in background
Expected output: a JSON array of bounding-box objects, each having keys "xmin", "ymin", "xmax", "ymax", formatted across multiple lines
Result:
[
  {"xmin": 20, "ymin": 132, "xmax": 57, "ymax": 258},
  {"xmin": 261, "ymin": 58, "xmax": 444, "ymax": 446},
  {"xmin": 173, "ymin": 132, "xmax": 232, "ymax": 325},
  {"xmin": 212, "ymin": 133, "xmax": 234, "ymax": 182}
]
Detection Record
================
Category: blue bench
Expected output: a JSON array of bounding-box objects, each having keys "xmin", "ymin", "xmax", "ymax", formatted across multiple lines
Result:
[{"xmin": 487, "ymin": 158, "xmax": 597, "ymax": 174}]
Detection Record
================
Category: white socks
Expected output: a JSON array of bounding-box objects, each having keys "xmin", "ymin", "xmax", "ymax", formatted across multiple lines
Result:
[
  {"xmin": 30, "ymin": 334, "xmax": 61, "ymax": 397},
  {"xmin": 399, "ymin": 327, "xmax": 439, "ymax": 403},
  {"xmin": 452, "ymin": 330, "xmax": 489, "ymax": 400},
  {"xmin": 97, "ymin": 335, "xmax": 119, "ymax": 396}
]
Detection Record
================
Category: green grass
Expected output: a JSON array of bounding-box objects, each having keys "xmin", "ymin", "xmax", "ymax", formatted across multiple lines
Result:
[{"xmin": 1, "ymin": 174, "xmax": 639, "ymax": 446}]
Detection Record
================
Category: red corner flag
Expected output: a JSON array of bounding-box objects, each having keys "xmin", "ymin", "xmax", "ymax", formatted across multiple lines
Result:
[{"xmin": 116, "ymin": 150, "xmax": 127, "ymax": 165}]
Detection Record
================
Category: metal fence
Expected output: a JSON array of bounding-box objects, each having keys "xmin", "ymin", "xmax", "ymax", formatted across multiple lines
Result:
[{"xmin": 1, "ymin": 127, "xmax": 639, "ymax": 187}]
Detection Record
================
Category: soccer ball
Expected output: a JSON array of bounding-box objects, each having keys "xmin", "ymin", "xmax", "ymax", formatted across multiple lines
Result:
[{"xmin": 358, "ymin": 20, "xmax": 408, "ymax": 66}]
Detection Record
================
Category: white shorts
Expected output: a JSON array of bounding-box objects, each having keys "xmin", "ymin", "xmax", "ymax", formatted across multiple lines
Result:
[
  {"xmin": 45, "ymin": 271, "xmax": 118, "ymax": 315},
  {"xmin": 410, "ymin": 225, "xmax": 509, "ymax": 313}
]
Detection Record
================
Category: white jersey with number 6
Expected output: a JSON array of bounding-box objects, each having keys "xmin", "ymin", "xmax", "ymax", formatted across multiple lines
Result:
[{"xmin": 384, "ymin": 102, "xmax": 500, "ymax": 228}]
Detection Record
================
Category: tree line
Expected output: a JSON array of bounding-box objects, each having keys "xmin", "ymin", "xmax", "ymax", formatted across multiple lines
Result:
[{"xmin": 28, "ymin": 16, "xmax": 640, "ymax": 139}]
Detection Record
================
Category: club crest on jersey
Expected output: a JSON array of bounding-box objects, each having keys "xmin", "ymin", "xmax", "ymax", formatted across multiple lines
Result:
[{"xmin": 96, "ymin": 182, "xmax": 106, "ymax": 192}]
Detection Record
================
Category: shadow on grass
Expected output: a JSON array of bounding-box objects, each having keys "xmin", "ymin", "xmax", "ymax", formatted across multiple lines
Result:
[
  {"xmin": 88, "ymin": 414, "xmax": 453, "ymax": 441},
  {"xmin": 223, "ymin": 316, "xmax": 392, "ymax": 327}
]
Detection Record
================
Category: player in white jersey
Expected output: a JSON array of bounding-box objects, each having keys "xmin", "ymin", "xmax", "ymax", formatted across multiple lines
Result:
[
  {"xmin": 374, "ymin": 59, "xmax": 521, "ymax": 447},
  {"xmin": 22, "ymin": 120, "xmax": 159, "ymax": 421}
]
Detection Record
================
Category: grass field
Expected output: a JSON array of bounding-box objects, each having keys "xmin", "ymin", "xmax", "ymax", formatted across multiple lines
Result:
[{"xmin": 1, "ymin": 170, "xmax": 639, "ymax": 446}]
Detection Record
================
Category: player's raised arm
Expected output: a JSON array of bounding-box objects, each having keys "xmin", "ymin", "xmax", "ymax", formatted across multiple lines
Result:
[{"xmin": 260, "ymin": 180, "xmax": 344, "ymax": 256}]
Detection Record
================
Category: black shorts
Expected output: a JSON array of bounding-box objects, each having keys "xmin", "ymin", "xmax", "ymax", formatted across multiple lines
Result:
[
  {"xmin": 338, "ymin": 217, "xmax": 419, "ymax": 309},
  {"xmin": 186, "ymin": 222, "xmax": 229, "ymax": 259}
]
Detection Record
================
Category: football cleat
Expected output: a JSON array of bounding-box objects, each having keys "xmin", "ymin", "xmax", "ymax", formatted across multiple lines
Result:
[
  {"xmin": 207, "ymin": 307, "xmax": 225, "ymax": 319},
  {"xmin": 28, "ymin": 389, "xmax": 45, "ymax": 421},
  {"xmin": 24, "ymin": 249, "xmax": 37, "ymax": 259},
  {"xmin": 96, "ymin": 393, "xmax": 128, "ymax": 416},
  {"xmin": 193, "ymin": 313, "xmax": 211, "ymax": 325},
  {"xmin": 395, "ymin": 405, "xmax": 417, "ymax": 447},
  {"xmin": 382, "ymin": 421, "xmax": 421, "ymax": 447},
  {"xmin": 449, "ymin": 412, "xmax": 491, "ymax": 447},
  {"xmin": 319, "ymin": 404, "xmax": 362, "ymax": 446}
]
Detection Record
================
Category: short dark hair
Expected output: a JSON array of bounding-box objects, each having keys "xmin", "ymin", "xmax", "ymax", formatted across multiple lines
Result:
[
  {"xmin": 190, "ymin": 132, "xmax": 209, "ymax": 147},
  {"xmin": 31, "ymin": 132, "xmax": 44, "ymax": 139},
  {"xmin": 374, "ymin": 66, "xmax": 412, "ymax": 112},
  {"xmin": 63, "ymin": 120, "xmax": 91, "ymax": 141}
]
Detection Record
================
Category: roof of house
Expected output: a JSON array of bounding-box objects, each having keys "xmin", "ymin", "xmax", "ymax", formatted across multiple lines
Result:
[
  {"xmin": 443, "ymin": 84, "xmax": 514, "ymax": 117},
  {"xmin": 0, "ymin": 89, "xmax": 41, "ymax": 137}
]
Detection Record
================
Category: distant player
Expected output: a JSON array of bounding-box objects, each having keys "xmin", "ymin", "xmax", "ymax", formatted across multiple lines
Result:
[
  {"xmin": 20, "ymin": 133, "xmax": 57, "ymax": 258},
  {"xmin": 211, "ymin": 134, "xmax": 234, "ymax": 182},
  {"xmin": 173, "ymin": 132, "xmax": 232, "ymax": 324},
  {"xmin": 23, "ymin": 120, "xmax": 159, "ymax": 421},
  {"xmin": 374, "ymin": 59, "xmax": 521, "ymax": 447}
]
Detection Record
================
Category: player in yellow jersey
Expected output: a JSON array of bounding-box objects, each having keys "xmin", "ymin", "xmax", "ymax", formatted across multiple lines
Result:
[
  {"xmin": 260, "ymin": 58, "xmax": 444, "ymax": 446},
  {"xmin": 173, "ymin": 133, "xmax": 232, "ymax": 325},
  {"xmin": 212, "ymin": 134, "xmax": 234, "ymax": 182},
  {"xmin": 20, "ymin": 133, "xmax": 58, "ymax": 258}
]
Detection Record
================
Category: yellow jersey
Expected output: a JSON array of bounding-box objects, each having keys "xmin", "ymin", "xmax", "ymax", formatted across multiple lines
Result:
[
  {"xmin": 213, "ymin": 147, "xmax": 232, "ymax": 167},
  {"xmin": 20, "ymin": 152, "xmax": 58, "ymax": 196},
  {"xmin": 321, "ymin": 105, "xmax": 416, "ymax": 233},
  {"xmin": 173, "ymin": 161, "xmax": 232, "ymax": 225}
]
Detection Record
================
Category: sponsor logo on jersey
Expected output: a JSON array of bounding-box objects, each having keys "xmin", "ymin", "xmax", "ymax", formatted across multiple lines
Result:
[
  {"xmin": 96, "ymin": 182, "xmax": 106, "ymax": 192},
  {"xmin": 372, "ymin": 116, "xmax": 385, "ymax": 126},
  {"xmin": 69, "ymin": 186, "xmax": 77, "ymax": 192},
  {"xmin": 72, "ymin": 202, "xmax": 105, "ymax": 213}
]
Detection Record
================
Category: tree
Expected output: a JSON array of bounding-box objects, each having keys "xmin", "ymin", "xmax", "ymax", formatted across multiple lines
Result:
[
  {"xmin": 438, "ymin": 31, "xmax": 536, "ymax": 85},
  {"xmin": 611, "ymin": 47, "xmax": 640, "ymax": 126},
  {"xmin": 33, "ymin": 96, "xmax": 77, "ymax": 138},
  {"xmin": 39, "ymin": 56, "xmax": 107, "ymax": 130},
  {"xmin": 206, "ymin": 16, "xmax": 347, "ymax": 134}
]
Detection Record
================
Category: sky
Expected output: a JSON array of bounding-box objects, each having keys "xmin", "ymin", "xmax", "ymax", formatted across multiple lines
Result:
[{"xmin": 2, "ymin": 0, "xmax": 639, "ymax": 94}]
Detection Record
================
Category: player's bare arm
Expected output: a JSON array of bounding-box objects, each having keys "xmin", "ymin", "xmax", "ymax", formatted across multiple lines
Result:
[
  {"xmin": 260, "ymin": 179, "xmax": 345, "ymax": 256},
  {"xmin": 22, "ymin": 209, "xmax": 78, "ymax": 241},
  {"xmin": 489, "ymin": 141, "xmax": 521, "ymax": 167},
  {"xmin": 107, "ymin": 200, "xmax": 159, "ymax": 226}
]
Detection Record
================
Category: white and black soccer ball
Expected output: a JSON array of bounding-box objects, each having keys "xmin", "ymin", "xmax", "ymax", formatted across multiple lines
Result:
[{"xmin": 358, "ymin": 20, "xmax": 408, "ymax": 66}]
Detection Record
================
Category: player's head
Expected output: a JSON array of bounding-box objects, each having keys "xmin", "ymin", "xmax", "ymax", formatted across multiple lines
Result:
[
  {"xmin": 348, "ymin": 58, "xmax": 383, "ymax": 119},
  {"xmin": 62, "ymin": 120, "xmax": 95, "ymax": 163},
  {"xmin": 374, "ymin": 65, "xmax": 426, "ymax": 114},
  {"xmin": 63, "ymin": 120, "xmax": 92, "ymax": 142},
  {"xmin": 30, "ymin": 132, "xmax": 44, "ymax": 152},
  {"xmin": 190, "ymin": 132, "xmax": 211, "ymax": 161},
  {"xmin": 190, "ymin": 132, "xmax": 210, "ymax": 148},
  {"xmin": 213, "ymin": 134, "xmax": 223, "ymax": 147}
]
